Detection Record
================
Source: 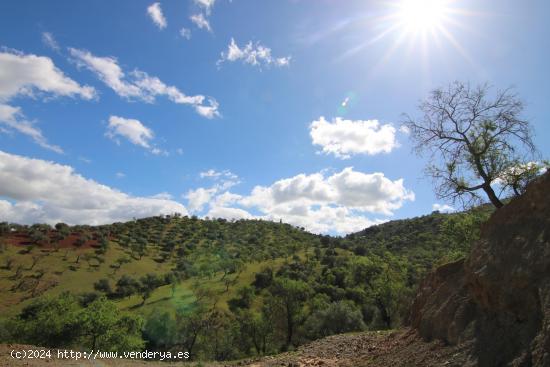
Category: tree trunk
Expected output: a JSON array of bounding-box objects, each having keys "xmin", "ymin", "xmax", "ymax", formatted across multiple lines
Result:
[
  {"xmin": 376, "ymin": 298, "xmax": 391, "ymax": 329},
  {"xmin": 285, "ymin": 303, "xmax": 293, "ymax": 350},
  {"xmin": 482, "ymin": 184, "xmax": 504, "ymax": 208},
  {"xmin": 471, "ymin": 154, "xmax": 504, "ymax": 209}
]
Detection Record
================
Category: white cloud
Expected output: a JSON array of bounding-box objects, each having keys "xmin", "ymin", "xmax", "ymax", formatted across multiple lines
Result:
[
  {"xmin": 147, "ymin": 3, "xmax": 167, "ymax": 29},
  {"xmin": 0, "ymin": 48, "xmax": 95, "ymax": 152},
  {"xmin": 200, "ymin": 169, "xmax": 238, "ymax": 181},
  {"xmin": 399, "ymin": 125, "xmax": 411, "ymax": 134},
  {"xmin": 200, "ymin": 169, "xmax": 240, "ymax": 191},
  {"xmin": 191, "ymin": 97, "xmax": 219, "ymax": 119},
  {"xmin": 69, "ymin": 48, "xmax": 220, "ymax": 118},
  {"xmin": 69, "ymin": 48, "xmax": 141, "ymax": 99},
  {"xmin": 187, "ymin": 167, "xmax": 414, "ymax": 234},
  {"xmin": 185, "ymin": 169, "xmax": 240, "ymax": 212},
  {"xmin": 432, "ymin": 203, "xmax": 455, "ymax": 213},
  {"xmin": 0, "ymin": 105, "xmax": 63, "ymax": 153},
  {"xmin": 206, "ymin": 206, "xmax": 252, "ymax": 220},
  {"xmin": 185, "ymin": 187, "xmax": 217, "ymax": 212},
  {"xmin": 180, "ymin": 27, "xmax": 192, "ymax": 40},
  {"xmin": 213, "ymin": 191, "xmax": 242, "ymax": 207},
  {"xmin": 41, "ymin": 32, "xmax": 60, "ymax": 51},
  {"xmin": 105, "ymin": 116, "xmax": 168, "ymax": 156},
  {"xmin": 0, "ymin": 49, "xmax": 96, "ymax": 102},
  {"xmin": 190, "ymin": 13, "xmax": 212, "ymax": 32},
  {"xmin": 0, "ymin": 150, "xmax": 187, "ymax": 225},
  {"xmin": 218, "ymin": 38, "xmax": 291, "ymax": 68},
  {"xmin": 194, "ymin": 0, "xmax": 216, "ymax": 14},
  {"xmin": 242, "ymin": 167, "xmax": 414, "ymax": 216},
  {"xmin": 258, "ymin": 205, "xmax": 384, "ymax": 235},
  {"xmin": 151, "ymin": 148, "xmax": 169, "ymax": 156},
  {"xmin": 116, "ymin": 172, "xmax": 126, "ymax": 178},
  {"xmin": 200, "ymin": 169, "xmax": 221, "ymax": 178},
  {"xmin": 106, "ymin": 115, "xmax": 154, "ymax": 149},
  {"xmin": 150, "ymin": 192, "xmax": 173, "ymax": 200},
  {"xmin": 309, "ymin": 117, "xmax": 398, "ymax": 159}
]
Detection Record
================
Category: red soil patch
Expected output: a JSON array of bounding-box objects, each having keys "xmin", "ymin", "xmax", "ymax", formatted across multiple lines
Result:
[{"xmin": 3, "ymin": 231, "xmax": 101, "ymax": 250}]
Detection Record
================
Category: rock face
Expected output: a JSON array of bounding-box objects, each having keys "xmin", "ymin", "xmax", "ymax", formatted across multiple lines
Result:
[{"xmin": 410, "ymin": 172, "xmax": 550, "ymax": 366}]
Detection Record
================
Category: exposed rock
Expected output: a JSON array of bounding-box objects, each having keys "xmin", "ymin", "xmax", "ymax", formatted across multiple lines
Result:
[{"xmin": 410, "ymin": 173, "xmax": 550, "ymax": 366}]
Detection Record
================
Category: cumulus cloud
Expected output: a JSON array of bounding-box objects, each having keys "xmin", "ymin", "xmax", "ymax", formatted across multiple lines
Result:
[
  {"xmin": 190, "ymin": 13, "xmax": 212, "ymax": 32},
  {"xmin": 185, "ymin": 169, "xmax": 240, "ymax": 212},
  {"xmin": 185, "ymin": 187, "xmax": 217, "ymax": 212},
  {"xmin": 206, "ymin": 206, "xmax": 252, "ymax": 220},
  {"xmin": 0, "ymin": 150, "xmax": 187, "ymax": 225},
  {"xmin": 242, "ymin": 167, "xmax": 414, "ymax": 216},
  {"xmin": 147, "ymin": 3, "xmax": 167, "ymax": 29},
  {"xmin": 41, "ymin": 32, "xmax": 60, "ymax": 51},
  {"xmin": 310, "ymin": 117, "xmax": 398, "ymax": 159},
  {"xmin": 0, "ymin": 48, "xmax": 95, "ymax": 152},
  {"xmin": 258, "ymin": 205, "xmax": 384, "ymax": 235},
  {"xmin": 432, "ymin": 203, "xmax": 455, "ymax": 213},
  {"xmin": 186, "ymin": 167, "xmax": 414, "ymax": 234},
  {"xmin": 106, "ymin": 115, "xmax": 155, "ymax": 150},
  {"xmin": 218, "ymin": 38, "xmax": 291, "ymax": 68},
  {"xmin": 69, "ymin": 48, "xmax": 220, "ymax": 118}
]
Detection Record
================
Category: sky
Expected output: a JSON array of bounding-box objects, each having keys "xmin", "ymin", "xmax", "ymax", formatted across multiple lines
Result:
[{"xmin": 0, "ymin": 0, "xmax": 549, "ymax": 234}]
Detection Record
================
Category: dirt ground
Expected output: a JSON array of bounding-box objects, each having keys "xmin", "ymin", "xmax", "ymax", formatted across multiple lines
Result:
[{"xmin": 0, "ymin": 329, "xmax": 471, "ymax": 367}]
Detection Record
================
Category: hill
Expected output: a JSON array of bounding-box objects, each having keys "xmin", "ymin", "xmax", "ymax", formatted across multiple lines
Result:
[{"xmin": 0, "ymin": 207, "xmax": 489, "ymax": 361}]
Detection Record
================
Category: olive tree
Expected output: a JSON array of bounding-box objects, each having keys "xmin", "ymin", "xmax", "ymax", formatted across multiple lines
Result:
[{"xmin": 404, "ymin": 81, "xmax": 541, "ymax": 208}]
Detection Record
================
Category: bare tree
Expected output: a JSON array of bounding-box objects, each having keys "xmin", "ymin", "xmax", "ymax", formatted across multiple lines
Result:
[{"xmin": 403, "ymin": 81, "xmax": 539, "ymax": 209}]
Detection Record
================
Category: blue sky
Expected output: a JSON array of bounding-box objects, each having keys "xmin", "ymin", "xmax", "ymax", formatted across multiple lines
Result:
[{"xmin": 0, "ymin": 0, "xmax": 549, "ymax": 233}]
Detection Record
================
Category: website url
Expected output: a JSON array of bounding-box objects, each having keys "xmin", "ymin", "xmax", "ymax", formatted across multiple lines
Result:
[{"xmin": 11, "ymin": 349, "xmax": 190, "ymax": 361}]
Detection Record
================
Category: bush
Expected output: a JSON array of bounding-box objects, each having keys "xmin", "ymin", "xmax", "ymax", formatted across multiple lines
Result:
[
  {"xmin": 304, "ymin": 300, "xmax": 366, "ymax": 340},
  {"xmin": 252, "ymin": 267, "xmax": 273, "ymax": 290},
  {"xmin": 78, "ymin": 297, "xmax": 144, "ymax": 350},
  {"xmin": 94, "ymin": 278, "xmax": 112, "ymax": 295},
  {"xmin": 143, "ymin": 312, "xmax": 176, "ymax": 349},
  {"xmin": 8, "ymin": 293, "xmax": 81, "ymax": 347}
]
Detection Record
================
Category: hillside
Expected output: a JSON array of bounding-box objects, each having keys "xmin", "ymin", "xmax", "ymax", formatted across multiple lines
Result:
[
  {"xmin": 410, "ymin": 172, "xmax": 550, "ymax": 366},
  {"xmin": 0, "ymin": 217, "xmax": 317, "ymax": 315},
  {"xmin": 0, "ymin": 208, "xmax": 489, "ymax": 362}
]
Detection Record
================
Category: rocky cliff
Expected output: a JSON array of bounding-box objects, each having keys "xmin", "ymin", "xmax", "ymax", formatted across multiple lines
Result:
[{"xmin": 410, "ymin": 172, "xmax": 550, "ymax": 366}]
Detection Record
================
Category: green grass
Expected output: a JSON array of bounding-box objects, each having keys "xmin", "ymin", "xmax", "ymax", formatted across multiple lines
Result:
[{"xmin": 0, "ymin": 240, "xmax": 296, "ymax": 319}]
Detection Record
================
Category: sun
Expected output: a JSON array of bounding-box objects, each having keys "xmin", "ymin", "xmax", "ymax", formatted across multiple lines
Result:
[
  {"xmin": 337, "ymin": 0, "xmax": 473, "ymax": 67},
  {"xmin": 396, "ymin": 0, "xmax": 448, "ymax": 34}
]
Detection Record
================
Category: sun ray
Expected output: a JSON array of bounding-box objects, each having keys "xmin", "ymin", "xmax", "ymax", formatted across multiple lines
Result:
[{"xmin": 336, "ymin": 22, "xmax": 402, "ymax": 62}]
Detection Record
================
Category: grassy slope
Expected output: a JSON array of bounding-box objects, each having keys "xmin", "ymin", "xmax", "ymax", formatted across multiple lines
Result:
[
  {"xmin": 0, "ymin": 217, "xmax": 313, "ymax": 319},
  {"xmin": 0, "ymin": 208, "xmax": 488, "ymax": 320}
]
